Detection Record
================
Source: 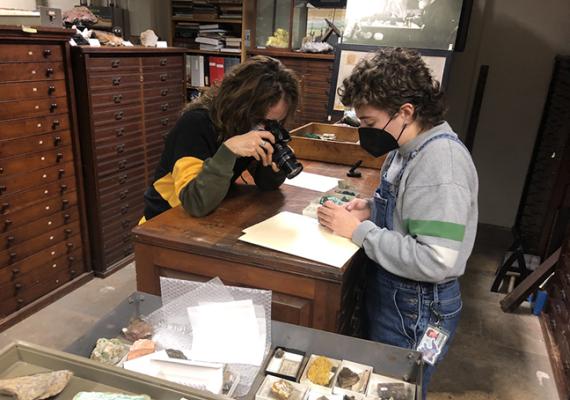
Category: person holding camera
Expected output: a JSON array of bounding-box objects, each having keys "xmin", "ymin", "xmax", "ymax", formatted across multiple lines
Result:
[
  {"xmin": 316, "ymin": 47, "xmax": 478, "ymax": 399},
  {"xmin": 141, "ymin": 55, "xmax": 299, "ymax": 222}
]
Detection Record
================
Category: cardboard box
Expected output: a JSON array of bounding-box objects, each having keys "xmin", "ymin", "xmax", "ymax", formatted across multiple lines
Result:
[{"xmin": 289, "ymin": 123, "xmax": 385, "ymax": 169}]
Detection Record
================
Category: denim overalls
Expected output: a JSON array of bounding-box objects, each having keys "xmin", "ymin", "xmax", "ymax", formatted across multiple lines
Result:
[{"xmin": 365, "ymin": 133, "xmax": 464, "ymax": 400}]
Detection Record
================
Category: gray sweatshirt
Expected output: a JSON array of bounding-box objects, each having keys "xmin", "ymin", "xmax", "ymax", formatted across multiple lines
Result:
[{"xmin": 352, "ymin": 122, "xmax": 479, "ymax": 283}]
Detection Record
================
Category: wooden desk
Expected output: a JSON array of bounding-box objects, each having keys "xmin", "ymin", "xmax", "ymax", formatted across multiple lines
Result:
[{"xmin": 133, "ymin": 160, "xmax": 379, "ymax": 333}]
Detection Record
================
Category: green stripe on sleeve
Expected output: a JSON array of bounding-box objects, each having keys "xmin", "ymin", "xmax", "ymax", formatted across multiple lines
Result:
[{"xmin": 406, "ymin": 219, "xmax": 466, "ymax": 242}]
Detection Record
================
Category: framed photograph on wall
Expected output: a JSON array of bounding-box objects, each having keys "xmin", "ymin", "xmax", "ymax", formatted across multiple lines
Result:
[{"xmin": 328, "ymin": 44, "xmax": 452, "ymax": 113}]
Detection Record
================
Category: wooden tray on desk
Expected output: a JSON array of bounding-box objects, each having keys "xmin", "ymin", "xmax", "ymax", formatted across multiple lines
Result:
[{"xmin": 289, "ymin": 123, "xmax": 384, "ymax": 169}]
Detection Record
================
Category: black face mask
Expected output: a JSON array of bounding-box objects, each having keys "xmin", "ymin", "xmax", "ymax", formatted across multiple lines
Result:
[{"xmin": 358, "ymin": 116, "xmax": 406, "ymax": 158}]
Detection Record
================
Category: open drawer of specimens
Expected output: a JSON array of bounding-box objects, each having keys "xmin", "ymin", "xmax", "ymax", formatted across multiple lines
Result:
[{"xmin": 257, "ymin": 347, "xmax": 416, "ymax": 400}]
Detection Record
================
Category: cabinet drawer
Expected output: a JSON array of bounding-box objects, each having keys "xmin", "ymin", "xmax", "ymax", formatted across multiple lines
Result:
[
  {"xmin": 0, "ymin": 114, "xmax": 69, "ymax": 140},
  {"xmin": 144, "ymin": 99, "xmax": 183, "ymax": 115},
  {"xmin": 141, "ymin": 56, "xmax": 183, "ymax": 69},
  {"xmin": 0, "ymin": 191, "xmax": 77, "ymax": 232},
  {"xmin": 99, "ymin": 180, "xmax": 145, "ymax": 209},
  {"xmin": 91, "ymin": 88, "xmax": 141, "ymax": 110},
  {"xmin": 0, "ymin": 44, "xmax": 63, "ymax": 63},
  {"xmin": 93, "ymin": 121, "xmax": 143, "ymax": 144},
  {"xmin": 144, "ymin": 91, "xmax": 184, "ymax": 107},
  {"xmin": 0, "ymin": 175, "xmax": 75, "ymax": 213},
  {"xmin": 94, "ymin": 136, "xmax": 144, "ymax": 165},
  {"xmin": 143, "ymin": 69, "xmax": 183, "ymax": 84},
  {"xmin": 0, "ymin": 80, "xmax": 67, "ymax": 101},
  {"xmin": 99, "ymin": 197, "xmax": 144, "ymax": 226},
  {"xmin": 92, "ymin": 105, "xmax": 142, "ymax": 128},
  {"xmin": 0, "ymin": 161, "xmax": 74, "ymax": 196},
  {"xmin": 97, "ymin": 164, "xmax": 146, "ymax": 197},
  {"xmin": 0, "ymin": 62, "xmax": 65, "ymax": 83},
  {"xmin": 96, "ymin": 151, "xmax": 145, "ymax": 179},
  {"xmin": 0, "ymin": 130, "xmax": 71, "ymax": 158},
  {"xmin": 102, "ymin": 208, "xmax": 141, "ymax": 238},
  {"xmin": 144, "ymin": 112, "xmax": 179, "ymax": 132},
  {"xmin": 0, "ymin": 235, "xmax": 82, "ymax": 283},
  {"xmin": 0, "ymin": 207, "xmax": 79, "ymax": 246},
  {"xmin": 87, "ymin": 56, "xmax": 140, "ymax": 72},
  {"xmin": 0, "ymin": 221, "xmax": 80, "ymax": 269},
  {"xmin": 0, "ymin": 261, "xmax": 82, "ymax": 317},
  {"xmin": 0, "ymin": 97, "xmax": 68, "ymax": 120},
  {"xmin": 88, "ymin": 73, "xmax": 141, "ymax": 91},
  {"xmin": 143, "ymin": 84, "xmax": 182, "ymax": 99},
  {"xmin": 0, "ymin": 145, "xmax": 72, "ymax": 176}
]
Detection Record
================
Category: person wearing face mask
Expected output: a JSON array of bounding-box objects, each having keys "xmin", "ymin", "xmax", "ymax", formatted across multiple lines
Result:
[
  {"xmin": 317, "ymin": 47, "xmax": 478, "ymax": 398},
  {"xmin": 141, "ymin": 56, "xmax": 299, "ymax": 221}
]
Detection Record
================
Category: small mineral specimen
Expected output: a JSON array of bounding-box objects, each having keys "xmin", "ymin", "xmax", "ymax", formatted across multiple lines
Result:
[
  {"xmin": 122, "ymin": 318, "xmax": 153, "ymax": 342},
  {"xmin": 307, "ymin": 356, "xmax": 333, "ymax": 386},
  {"xmin": 0, "ymin": 370, "xmax": 73, "ymax": 400},
  {"xmin": 271, "ymin": 379, "xmax": 293, "ymax": 400},
  {"xmin": 90, "ymin": 338, "xmax": 129, "ymax": 366},
  {"xmin": 274, "ymin": 348, "xmax": 285, "ymax": 358},
  {"xmin": 63, "ymin": 6, "xmax": 98, "ymax": 26},
  {"xmin": 377, "ymin": 383, "xmax": 408, "ymax": 400},
  {"xmin": 165, "ymin": 349, "xmax": 187, "ymax": 360},
  {"xmin": 140, "ymin": 29, "xmax": 158, "ymax": 47},
  {"xmin": 93, "ymin": 30, "xmax": 123, "ymax": 46},
  {"xmin": 126, "ymin": 339, "xmax": 155, "ymax": 361},
  {"xmin": 337, "ymin": 367, "xmax": 359, "ymax": 389},
  {"xmin": 72, "ymin": 393, "xmax": 151, "ymax": 400}
]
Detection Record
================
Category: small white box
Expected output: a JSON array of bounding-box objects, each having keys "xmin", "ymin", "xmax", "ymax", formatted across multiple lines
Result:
[
  {"xmin": 300, "ymin": 354, "xmax": 341, "ymax": 393},
  {"xmin": 365, "ymin": 373, "xmax": 415, "ymax": 400},
  {"xmin": 331, "ymin": 360, "xmax": 372, "ymax": 397},
  {"xmin": 306, "ymin": 389, "xmax": 344, "ymax": 400},
  {"xmin": 256, "ymin": 375, "xmax": 309, "ymax": 400}
]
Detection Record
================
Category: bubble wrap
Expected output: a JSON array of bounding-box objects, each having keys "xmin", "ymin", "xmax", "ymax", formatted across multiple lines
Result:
[{"xmin": 144, "ymin": 277, "xmax": 272, "ymax": 397}]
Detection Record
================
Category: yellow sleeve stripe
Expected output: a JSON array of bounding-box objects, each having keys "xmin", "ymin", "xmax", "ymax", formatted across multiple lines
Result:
[
  {"xmin": 153, "ymin": 173, "xmax": 180, "ymax": 208},
  {"xmin": 173, "ymin": 156, "xmax": 205, "ymax": 198}
]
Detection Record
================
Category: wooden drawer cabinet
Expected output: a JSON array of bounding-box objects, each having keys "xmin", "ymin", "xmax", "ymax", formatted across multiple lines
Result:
[
  {"xmin": 0, "ymin": 25, "xmax": 90, "ymax": 331},
  {"xmin": 72, "ymin": 47, "xmax": 185, "ymax": 276}
]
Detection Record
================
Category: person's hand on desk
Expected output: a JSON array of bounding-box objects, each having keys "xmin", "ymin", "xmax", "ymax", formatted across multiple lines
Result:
[
  {"xmin": 224, "ymin": 130, "xmax": 280, "ymax": 172},
  {"xmin": 317, "ymin": 201, "xmax": 361, "ymax": 239},
  {"xmin": 344, "ymin": 198, "xmax": 371, "ymax": 221}
]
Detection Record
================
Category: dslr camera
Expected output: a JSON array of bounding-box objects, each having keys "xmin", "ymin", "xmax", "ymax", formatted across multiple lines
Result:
[{"xmin": 264, "ymin": 120, "xmax": 303, "ymax": 179}]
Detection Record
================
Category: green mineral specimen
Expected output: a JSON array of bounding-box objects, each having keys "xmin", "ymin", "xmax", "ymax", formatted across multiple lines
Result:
[{"xmin": 90, "ymin": 338, "xmax": 129, "ymax": 366}]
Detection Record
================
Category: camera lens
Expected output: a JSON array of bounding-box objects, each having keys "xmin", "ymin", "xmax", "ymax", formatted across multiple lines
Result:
[{"xmin": 273, "ymin": 143, "xmax": 303, "ymax": 179}]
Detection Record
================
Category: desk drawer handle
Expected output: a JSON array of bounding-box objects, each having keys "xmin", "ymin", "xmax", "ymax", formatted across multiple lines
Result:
[
  {"xmin": 116, "ymin": 144, "xmax": 125, "ymax": 153},
  {"xmin": 53, "ymin": 136, "xmax": 62, "ymax": 146},
  {"xmin": 121, "ymin": 205, "xmax": 129, "ymax": 214},
  {"xmin": 116, "ymin": 127, "xmax": 124, "ymax": 137},
  {"xmin": 58, "ymin": 169, "xmax": 65, "ymax": 178},
  {"xmin": 160, "ymin": 58, "xmax": 167, "ymax": 66},
  {"xmin": 62, "ymin": 199, "xmax": 69, "ymax": 209},
  {"xmin": 9, "ymin": 252, "xmax": 16, "ymax": 262},
  {"xmin": 161, "ymin": 103, "xmax": 169, "ymax": 111},
  {"xmin": 46, "ymin": 68, "xmax": 54, "ymax": 77},
  {"xmin": 119, "ymin": 189, "xmax": 129, "ymax": 199},
  {"xmin": 64, "ymin": 228, "xmax": 72, "ymax": 238},
  {"xmin": 63, "ymin": 213, "xmax": 70, "ymax": 223},
  {"xmin": 68, "ymin": 255, "xmax": 75, "ymax": 264},
  {"xmin": 43, "ymin": 49, "xmax": 52, "ymax": 58},
  {"xmin": 7, "ymin": 235, "xmax": 15, "ymax": 247},
  {"xmin": 161, "ymin": 89, "xmax": 169, "ymax": 96},
  {"xmin": 113, "ymin": 94, "xmax": 123, "ymax": 103},
  {"xmin": 60, "ymin": 184, "xmax": 68, "ymax": 194},
  {"xmin": 56, "ymin": 152, "xmax": 63, "ymax": 162},
  {"xmin": 118, "ymin": 159, "xmax": 127, "ymax": 170},
  {"xmin": 115, "ymin": 111, "xmax": 124, "ymax": 120},
  {"xmin": 5, "ymin": 219, "xmax": 12, "ymax": 228},
  {"xmin": 66, "ymin": 242, "xmax": 74, "ymax": 252},
  {"xmin": 112, "ymin": 77, "xmax": 121, "ymax": 86},
  {"xmin": 50, "ymin": 103, "xmax": 58, "ymax": 112},
  {"xmin": 48, "ymin": 85, "xmax": 56, "ymax": 94},
  {"xmin": 52, "ymin": 119, "xmax": 60, "ymax": 130},
  {"xmin": 111, "ymin": 59, "xmax": 121, "ymax": 68},
  {"xmin": 16, "ymin": 298, "xmax": 24, "ymax": 308},
  {"xmin": 160, "ymin": 73, "xmax": 168, "ymax": 81},
  {"xmin": 161, "ymin": 117, "xmax": 169, "ymax": 126},
  {"xmin": 0, "ymin": 202, "xmax": 9, "ymax": 213},
  {"xmin": 0, "ymin": 185, "xmax": 6, "ymax": 194},
  {"xmin": 118, "ymin": 174, "xmax": 128, "ymax": 184},
  {"xmin": 70, "ymin": 269, "xmax": 77, "ymax": 276},
  {"xmin": 14, "ymin": 282, "xmax": 22, "ymax": 291}
]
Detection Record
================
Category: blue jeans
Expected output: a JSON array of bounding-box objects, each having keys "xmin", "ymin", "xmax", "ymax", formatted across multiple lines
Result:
[{"xmin": 365, "ymin": 264, "xmax": 462, "ymax": 400}]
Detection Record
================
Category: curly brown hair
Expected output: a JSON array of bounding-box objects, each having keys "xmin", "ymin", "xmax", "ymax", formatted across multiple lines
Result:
[
  {"xmin": 186, "ymin": 55, "xmax": 299, "ymax": 141},
  {"xmin": 338, "ymin": 47, "xmax": 447, "ymax": 128}
]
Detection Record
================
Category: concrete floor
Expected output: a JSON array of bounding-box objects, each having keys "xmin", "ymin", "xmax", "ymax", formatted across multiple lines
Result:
[{"xmin": 0, "ymin": 226, "xmax": 560, "ymax": 400}]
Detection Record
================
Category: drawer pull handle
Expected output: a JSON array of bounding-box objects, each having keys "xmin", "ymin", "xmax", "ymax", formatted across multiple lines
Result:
[
  {"xmin": 116, "ymin": 127, "xmax": 124, "ymax": 137},
  {"xmin": 58, "ymin": 169, "xmax": 65, "ymax": 178},
  {"xmin": 116, "ymin": 144, "xmax": 125, "ymax": 153},
  {"xmin": 66, "ymin": 242, "xmax": 74, "ymax": 251},
  {"xmin": 52, "ymin": 120, "xmax": 60, "ymax": 129},
  {"xmin": 43, "ymin": 49, "xmax": 52, "ymax": 57},
  {"xmin": 119, "ymin": 189, "xmax": 129, "ymax": 199},
  {"xmin": 160, "ymin": 58, "xmax": 167, "ymax": 66},
  {"xmin": 62, "ymin": 199, "xmax": 69, "ymax": 209},
  {"xmin": 70, "ymin": 269, "xmax": 77, "ymax": 276},
  {"xmin": 112, "ymin": 77, "xmax": 121, "ymax": 85},
  {"xmin": 63, "ymin": 213, "xmax": 70, "ymax": 222},
  {"xmin": 160, "ymin": 73, "xmax": 168, "ymax": 81},
  {"xmin": 16, "ymin": 298, "xmax": 24, "ymax": 307},
  {"xmin": 5, "ymin": 219, "xmax": 12, "ymax": 228},
  {"xmin": 9, "ymin": 252, "xmax": 16, "ymax": 262},
  {"xmin": 161, "ymin": 89, "xmax": 169, "ymax": 96},
  {"xmin": 118, "ymin": 174, "xmax": 128, "ymax": 184},
  {"xmin": 161, "ymin": 103, "xmax": 169, "ymax": 111},
  {"xmin": 120, "ymin": 205, "xmax": 129, "ymax": 214},
  {"xmin": 118, "ymin": 160, "xmax": 127, "ymax": 170},
  {"xmin": 48, "ymin": 85, "xmax": 56, "ymax": 94},
  {"xmin": 115, "ymin": 111, "xmax": 124, "ymax": 120},
  {"xmin": 54, "ymin": 136, "xmax": 62, "ymax": 146},
  {"xmin": 12, "ymin": 268, "xmax": 19, "ymax": 276},
  {"xmin": 14, "ymin": 283, "xmax": 22, "ymax": 290},
  {"xmin": 161, "ymin": 118, "xmax": 169, "ymax": 126},
  {"xmin": 113, "ymin": 94, "xmax": 123, "ymax": 103},
  {"xmin": 50, "ymin": 103, "xmax": 58, "ymax": 112},
  {"xmin": 56, "ymin": 152, "xmax": 63, "ymax": 162},
  {"xmin": 68, "ymin": 255, "xmax": 75, "ymax": 263},
  {"xmin": 46, "ymin": 68, "xmax": 54, "ymax": 77},
  {"xmin": 111, "ymin": 59, "xmax": 121, "ymax": 68},
  {"xmin": 60, "ymin": 184, "xmax": 68, "ymax": 193},
  {"xmin": 0, "ymin": 185, "xmax": 6, "ymax": 194},
  {"xmin": 1, "ymin": 203, "xmax": 9, "ymax": 213},
  {"xmin": 64, "ymin": 228, "xmax": 72, "ymax": 237},
  {"xmin": 7, "ymin": 235, "xmax": 15, "ymax": 246}
]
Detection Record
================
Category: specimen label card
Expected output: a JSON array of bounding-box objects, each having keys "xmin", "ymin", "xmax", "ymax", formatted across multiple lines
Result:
[
  {"xmin": 282, "ymin": 172, "xmax": 340, "ymax": 193},
  {"xmin": 239, "ymin": 211, "xmax": 359, "ymax": 268}
]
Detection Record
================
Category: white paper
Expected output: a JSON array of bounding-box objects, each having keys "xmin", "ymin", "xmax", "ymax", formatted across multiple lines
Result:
[
  {"xmin": 282, "ymin": 172, "xmax": 340, "ymax": 193},
  {"xmin": 123, "ymin": 350, "xmax": 224, "ymax": 394},
  {"xmin": 239, "ymin": 211, "xmax": 359, "ymax": 268},
  {"xmin": 187, "ymin": 300, "xmax": 265, "ymax": 366},
  {"xmin": 69, "ymin": 38, "xmax": 77, "ymax": 47},
  {"xmin": 122, "ymin": 40, "xmax": 134, "ymax": 47},
  {"xmin": 88, "ymin": 38, "xmax": 101, "ymax": 47},
  {"xmin": 157, "ymin": 41, "xmax": 168, "ymax": 48}
]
